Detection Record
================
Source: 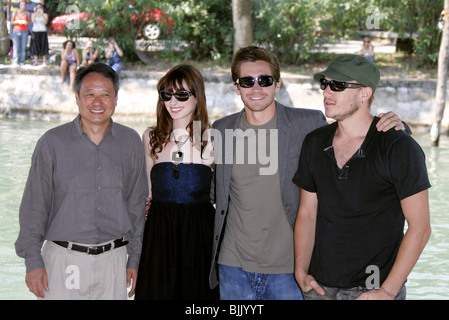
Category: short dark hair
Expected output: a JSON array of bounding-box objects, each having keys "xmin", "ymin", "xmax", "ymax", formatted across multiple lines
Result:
[
  {"xmin": 231, "ymin": 46, "xmax": 281, "ymax": 83},
  {"xmin": 62, "ymin": 40, "xmax": 76, "ymax": 49},
  {"xmin": 74, "ymin": 62, "xmax": 119, "ymax": 95}
]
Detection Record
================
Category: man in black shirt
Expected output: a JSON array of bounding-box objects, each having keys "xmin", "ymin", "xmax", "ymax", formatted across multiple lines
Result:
[{"xmin": 293, "ymin": 54, "xmax": 431, "ymax": 300}]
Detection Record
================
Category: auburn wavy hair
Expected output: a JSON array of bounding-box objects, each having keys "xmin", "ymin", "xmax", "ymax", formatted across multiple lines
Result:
[{"xmin": 149, "ymin": 63, "xmax": 210, "ymax": 159}]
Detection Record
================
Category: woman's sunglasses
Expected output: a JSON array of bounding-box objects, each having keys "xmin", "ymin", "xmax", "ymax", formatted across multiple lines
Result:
[
  {"xmin": 235, "ymin": 76, "xmax": 275, "ymax": 88},
  {"xmin": 159, "ymin": 90, "xmax": 193, "ymax": 102},
  {"xmin": 320, "ymin": 78, "xmax": 365, "ymax": 92}
]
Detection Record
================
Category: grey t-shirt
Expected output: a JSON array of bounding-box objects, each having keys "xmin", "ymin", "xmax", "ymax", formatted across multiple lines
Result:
[{"xmin": 218, "ymin": 112, "xmax": 294, "ymax": 274}]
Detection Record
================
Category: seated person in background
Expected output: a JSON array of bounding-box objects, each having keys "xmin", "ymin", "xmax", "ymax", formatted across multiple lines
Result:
[
  {"xmin": 105, "ymin": 38, "xmax": 123, "ymax": 73},
  {"xmin": 60, "ymin": 40, "xmax": 80, "ymax": 90},
  {"xmin": 81, "ymin": 40, "xmax": 99, "ymax": 67}
]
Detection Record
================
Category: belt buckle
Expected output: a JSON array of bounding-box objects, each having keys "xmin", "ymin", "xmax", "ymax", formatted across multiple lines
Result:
[{"xmin": 87, "ymin": 245, "xmax": 104, "ymax": 255}]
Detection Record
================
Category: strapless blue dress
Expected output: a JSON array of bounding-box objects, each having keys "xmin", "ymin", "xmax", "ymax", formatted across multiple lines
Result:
[{"xmin": 135, "ymin": 162, "xmax": 218, "ymax": 300}]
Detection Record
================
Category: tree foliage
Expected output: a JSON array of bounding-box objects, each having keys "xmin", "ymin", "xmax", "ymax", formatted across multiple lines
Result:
[
  {"xmin": 253, "ymin": 0, "xmax": 323, "ymax": 64},
  {"xmin": 253, "ymin": 0, "xmax": 443, "ymax": 65},
  {"xmin": 161, "ymin": 0, "xmax": 233, "ymax": 61},
  {"xmin": 379, "ymin": 0, "xmax": 443, "ymax": 65},
  {"xmin": 55, "ymin": 0, "xmax": 162, "ymax": 61},
  {"xmin": 44, "ymin": 0, "xmax": 444, "ymax": 66}
]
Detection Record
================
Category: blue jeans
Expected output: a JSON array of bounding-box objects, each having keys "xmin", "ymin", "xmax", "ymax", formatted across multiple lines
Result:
[
  {"xmin": 12, "ymin": 30, "xmax": 28, "ymax": 65},
  {"xmin": 107, "ymin": 62, "xmax": 122, "ymax": 73},
  {"xmin": 219, "ymin": 264, "xmax": 304, "ymax": 300}
]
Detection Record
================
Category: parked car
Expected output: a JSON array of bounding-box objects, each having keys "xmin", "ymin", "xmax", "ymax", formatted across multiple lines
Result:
[{"xmin": 50, "ymin": 6, "xmax": 174, "ymax": 40}]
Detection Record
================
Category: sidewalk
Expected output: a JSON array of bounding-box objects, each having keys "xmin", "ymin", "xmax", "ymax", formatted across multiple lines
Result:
[{"xmin": 311, "ymin": 39, "xmax": 396, "ymax": 54}]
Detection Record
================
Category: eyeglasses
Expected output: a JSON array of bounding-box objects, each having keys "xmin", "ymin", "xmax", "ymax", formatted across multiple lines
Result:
[
  {"xmin": 159, "ymin": 90, "xmax": 193, "ymax": 102},
  {"xmin": 320, "ymin": 78, "xmax": 365, "ymax": 92},
  {"xmin": 235, "ymin": 76, "xmax": 275, "ymax": 88}
]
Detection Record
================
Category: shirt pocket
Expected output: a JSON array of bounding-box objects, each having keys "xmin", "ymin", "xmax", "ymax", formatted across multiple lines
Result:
[{"xmin": 111, "ymin": 165, "xmax": 123, "ymax": 189}]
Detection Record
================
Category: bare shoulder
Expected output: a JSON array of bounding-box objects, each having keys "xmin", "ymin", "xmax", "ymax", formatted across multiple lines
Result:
[
  {"xmin": 141, "ymin": 127, "xmax": 154, "ymax": 154},
  {"xmin": 142, "ymin": 126, "xmax": 155, "ymax": 140}
]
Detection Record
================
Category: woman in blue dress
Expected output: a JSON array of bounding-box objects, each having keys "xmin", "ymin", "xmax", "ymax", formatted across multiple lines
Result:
[{"xmin": 135, "ymin": 64, "xmax": 217, "ymax": 299}]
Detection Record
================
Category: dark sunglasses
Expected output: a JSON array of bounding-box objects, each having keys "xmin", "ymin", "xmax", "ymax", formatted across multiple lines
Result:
[
  {"xmin": 159, "ymin": 90, "xmax": 193, "ymax": 102},
  {"xmin": 320, "ymin": 78, "xmax": 365, "ymax": 92},
  {"xmin": 235, "ymin": 76, "xmax": 275, "ymax": 88}
]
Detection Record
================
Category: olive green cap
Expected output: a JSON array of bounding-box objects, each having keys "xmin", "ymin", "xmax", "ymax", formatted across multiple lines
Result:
[{"xmin": 313, "ymin": 54, "xmax": 380, "ymax": 92}]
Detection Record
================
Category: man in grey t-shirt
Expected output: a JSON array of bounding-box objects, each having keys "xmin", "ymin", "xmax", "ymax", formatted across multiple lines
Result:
[{"xmin": 219, "ymin": 113, "xmax": 294, "ymax": 276}]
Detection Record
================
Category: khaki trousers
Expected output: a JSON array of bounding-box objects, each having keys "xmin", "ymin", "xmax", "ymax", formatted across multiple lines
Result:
[{"xmin": 40, "ymin": 240, "xmax": 128, "ymax": 300}]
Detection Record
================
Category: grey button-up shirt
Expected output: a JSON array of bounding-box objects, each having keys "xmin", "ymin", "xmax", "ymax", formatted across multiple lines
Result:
[{"xmin": 15, "ymin": 115, "xmax": 148, "ymax": 272}]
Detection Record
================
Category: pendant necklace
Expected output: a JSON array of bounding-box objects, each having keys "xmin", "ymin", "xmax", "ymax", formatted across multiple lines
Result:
[{"xmin": 171, "ymin": 136, "xmax": 189, "ymax": 179}]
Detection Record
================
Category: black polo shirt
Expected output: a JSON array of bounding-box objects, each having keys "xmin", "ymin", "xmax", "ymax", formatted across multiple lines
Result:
[{"xmin": 293, "ymin": 117, "xmax": 430, "ymax": 288}]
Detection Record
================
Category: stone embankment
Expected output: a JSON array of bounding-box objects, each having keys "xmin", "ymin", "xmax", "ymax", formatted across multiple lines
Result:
[{"xmin": 1, "ymin": 65, "xmax": 448, "ymax": 128}]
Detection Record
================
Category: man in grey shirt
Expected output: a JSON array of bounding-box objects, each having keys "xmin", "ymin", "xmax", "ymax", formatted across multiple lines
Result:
[{"xmin": 15, "ymin": 63, "xmax": 148, "ymax": 299}]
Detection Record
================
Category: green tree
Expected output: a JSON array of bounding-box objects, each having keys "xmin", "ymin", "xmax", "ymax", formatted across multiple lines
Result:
[
  {"xmin": 232, "ymin": 0, "xmax": 253, "ymax": 53},
  {"xmin": 49, "ymin": 0, "xmax": 444, "ymax": 67},
  {"xmin": 314, "ymin": 0, "xmax": 443, "ymax": 66},
  {"xmin": 252, "ymin": 0, "xmax": 443, "ymax": 66},
  {"xmin": 43, "ymin": 0, "xmax": 67, "ymax": 21},
  {"xmin": 57, "ymin": 0, "xmax": 164, "ymax": 61},
  {"xmin": 162, "ymin": 0, "xmax": 233, "ymax": 62},
  {"xmin": 253, "ymin": 0, "xmax": 324, "ymax": 64},
  {"xmin": 0, "ymin": 4, "xmax": 10, "ymax": 57},
  {"xmin": 56, "ymin": 0, "xmax": 233, "ymax": 63},
  {"xmin": 431, "ymin": 0, "xmax": 449, "ymax": 146},
  {"xmin": 380, "ymin": 0, "xmax": 443, "ymax": 65}
]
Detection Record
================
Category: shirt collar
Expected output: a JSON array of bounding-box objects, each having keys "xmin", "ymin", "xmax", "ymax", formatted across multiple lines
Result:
[
  {"xmin": 72, "ymin": 115, "xmax": 83, "ymax": 136},
  {"xmin": 71, "ymin": 114, "xmax": 116, "ymax": 139}
]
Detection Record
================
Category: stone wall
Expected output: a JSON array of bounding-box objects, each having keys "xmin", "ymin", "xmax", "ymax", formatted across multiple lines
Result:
[{"xmin": 1, "ymin": 66, "xmax": 448, "ymax": 128}]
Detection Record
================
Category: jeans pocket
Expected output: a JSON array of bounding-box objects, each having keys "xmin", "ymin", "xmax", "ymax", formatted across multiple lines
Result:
[{"xmin": 303, "ymin": 288, "xmax": 320, "ymax": 300}]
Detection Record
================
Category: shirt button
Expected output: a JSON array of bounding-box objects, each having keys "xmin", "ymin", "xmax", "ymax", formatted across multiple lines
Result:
[{"xmin": 97, "ymin": 186, "xmax": 101, "ymax": 190}]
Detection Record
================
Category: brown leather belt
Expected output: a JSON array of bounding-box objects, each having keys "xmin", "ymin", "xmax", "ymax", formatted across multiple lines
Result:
[{"xmin": 53, "ymin": 238, "xmax": 128, "ymax": 255}]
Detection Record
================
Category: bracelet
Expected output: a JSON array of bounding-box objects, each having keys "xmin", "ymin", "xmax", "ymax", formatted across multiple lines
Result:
[{"xmin": 379, "ymin": 286, "xmax": 396, "ymax": 299}]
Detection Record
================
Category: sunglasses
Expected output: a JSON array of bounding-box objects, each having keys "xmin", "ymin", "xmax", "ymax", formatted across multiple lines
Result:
[
  {"xmin": 159, "ymin": 90, "xmax": 193, "ymax": 102},
  {"xmin": 320, "ymin": 78, "xmax": 365, "ymax": 92},
  {"xmin": 235, "ymin": 76, "xmax": 275, "ymax": 88}
]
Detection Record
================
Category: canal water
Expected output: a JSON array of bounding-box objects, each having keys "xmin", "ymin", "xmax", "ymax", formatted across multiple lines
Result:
[{"xmin": 0, "ymin": 118, "xmax": 448, "ymax": 300}]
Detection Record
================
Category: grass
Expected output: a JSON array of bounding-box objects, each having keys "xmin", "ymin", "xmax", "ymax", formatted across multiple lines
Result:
[{"xmin": 372, "ymin": 52, "xmax": 437, "ymax": 79}]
